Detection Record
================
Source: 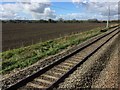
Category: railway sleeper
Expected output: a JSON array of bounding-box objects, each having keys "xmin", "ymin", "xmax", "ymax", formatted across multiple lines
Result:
[
  {"xmin": 45, "ymin": 71, "xmax": 62, "ymax": 78},
  {"xmin": 53, "ymin": 67, "xmax": 67, "ymax": 72},
  {"xmin": 38, "ymin": 75, "xmax": 55, "ymax": 82},
  {"xmin": 73, "ymin": 57, "xmax": 83, "ymax": 61},
  {"xmin": 62, "ymin": 62, "xmax": 75, "ymax": 66},
  {"xmin": 66, "ymin": 60, "xmax": 78, "ymax": 64},
  {"xmin": 50, "ymin": 68, "xmax": 66, "ymax": 74},
  {"xmin": 42, "ymin": 74, "xmax": 58, "ymax": 80},
  {"xmin": 31, "ymin": 80, "xmax": 49, "ymax": 87},
  {"xmin": 58, "ymin": 64, "xmax": 71, "ymax": 69},
  {"xmin": 26, "ymin": 82, "xmax": 47, "ymax": 89},
  {"xmin": 34, "ymin": 78, "xmax": 52, "ymax": 85}
]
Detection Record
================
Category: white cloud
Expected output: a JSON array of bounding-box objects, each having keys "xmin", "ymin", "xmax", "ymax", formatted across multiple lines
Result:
[
  {"xmin": 1, "ymin": 12, "xmax": 15, "ymax": 20},
  {"xmin": 72, "ymin": 0, "xmax": 120, "ymax": 3},
  {"xmin": 23, "ymin": 2, "xmax": 50, "ymax": 13},
  {"xmin": 1, "ymin": 0, "xmax": 119, "ymax": 20},
  {"xmin": 87, "ymin": 2, "xmax": 118, "ymax": 16},
  {"xmin": 31, "ymin": 0, "xmax": 50, "ymax": 3},
  {"xmin": 89, "ymin": 0, "xmax": 120, "ymax": 2},
  {"xmin": 0, "ymin": 3, "xmax": 23, "ymax": 20},
  {"xmin": 22, "ymin": 2, "xmax": 56, "ymax": 20},
  {"xmin": 72, "ymin": 0, "xmax": 81, "ymax": 3},
  {"xmin": 72, "ymin": 0, "xmax": 119, "ymax": 19},
  {"xmin": 58, "ymin": 12, "xmax": 118, "ymax": 20},
  {"xmin": 2, "ymin": 0, "xmax": 50, "ymax": 3},
  {"xmin": 1, "ymin": 0, "xmax": 56, "ymax": 20},
  {"xmin": 58, "ymin": 13, "xmax": 95, "ymax": 20},
  {"xmin": 29, "ymin": 7, "xmax": 56, "ymax": 20},
  {"xmin": 44, "ymin": 8, "xmax": 56, "ymax": 18}
]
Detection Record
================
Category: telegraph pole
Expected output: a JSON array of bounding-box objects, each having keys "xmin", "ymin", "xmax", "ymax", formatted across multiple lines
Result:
[{"xmin": 106, "ymin": 4, "xmax": 110, "ymax": 28}]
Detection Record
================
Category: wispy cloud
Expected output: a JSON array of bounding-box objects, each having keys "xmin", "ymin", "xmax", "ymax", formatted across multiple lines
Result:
[
  {"xmin": 0, "ymin": 0, "xmax": 119, "ymax": 20},
  {"xmin": 1, "ymin": 0, "xmax": 56, "ymax": 20}
]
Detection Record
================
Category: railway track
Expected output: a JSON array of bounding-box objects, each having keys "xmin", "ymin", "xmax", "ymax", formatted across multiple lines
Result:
[{"xmin": 4, "ymin": 26, "xmax": 119, "ymax": 90}]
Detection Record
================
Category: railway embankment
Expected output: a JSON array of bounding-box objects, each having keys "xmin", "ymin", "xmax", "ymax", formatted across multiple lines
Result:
[
  {"xmin": 1, "ymin": 26, "xmax": 119, "ymax": 89},
  {"xmin": 58, "ymin": 29, "xmax": 119, "ymax": 89}
]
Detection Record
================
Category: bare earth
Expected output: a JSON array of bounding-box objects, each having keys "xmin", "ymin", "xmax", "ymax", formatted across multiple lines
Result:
[{"xmin": 2, "ymin": 23, "xmax": 106, "ymax": 51}]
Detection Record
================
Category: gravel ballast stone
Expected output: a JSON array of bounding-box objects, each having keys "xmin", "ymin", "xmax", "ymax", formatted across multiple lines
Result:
[
  {"xmin": 1, "ymin": 28, "xmax": 119, "ymax": 89},
  {"xmin": 58, "ymin": 30, "xmax": 119, "ymax": 89}
]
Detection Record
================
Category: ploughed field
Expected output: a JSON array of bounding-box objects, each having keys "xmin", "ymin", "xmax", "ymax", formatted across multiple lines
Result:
[{"xmin": 2, "ymin": 23, "xmax": 106, "ymax": 51}]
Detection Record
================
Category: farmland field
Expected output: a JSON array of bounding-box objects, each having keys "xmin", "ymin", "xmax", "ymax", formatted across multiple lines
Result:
[{"xmin": 2, "ymin": 23, "xmax": 106, "ymax": 51}]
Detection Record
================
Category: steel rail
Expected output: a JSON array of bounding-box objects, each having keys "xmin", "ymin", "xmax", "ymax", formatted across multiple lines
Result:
[
  {"xmin": 5, "ymin": 27, "xmax": 119, "ymax": 90},
  {"xmin": 47, "ymin": 28, "xmax": 119, "ymax": 90}
]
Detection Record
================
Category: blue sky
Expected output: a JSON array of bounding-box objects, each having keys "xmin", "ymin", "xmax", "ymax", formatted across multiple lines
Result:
[
  {"xmin": 51, "ymin": 2, "xmax": 86, "ymax": 15},
  {"xmin": 0, "ymin": 0, "xmax": 119, "ymax": 20}
]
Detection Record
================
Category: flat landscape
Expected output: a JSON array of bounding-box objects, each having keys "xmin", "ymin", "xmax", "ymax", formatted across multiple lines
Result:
[
  {"xmin": 1, "ymin": 1, "xmax": 119, "ymax": 89},
  {"xmin": 2, "ymin": 23, "xmax": 106, "ymax": 51}
]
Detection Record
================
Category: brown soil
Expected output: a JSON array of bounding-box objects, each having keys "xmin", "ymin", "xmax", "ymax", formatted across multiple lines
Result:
[{"xmin": 2, "ymin": 23, "xmax": 106, "ymax": 51}]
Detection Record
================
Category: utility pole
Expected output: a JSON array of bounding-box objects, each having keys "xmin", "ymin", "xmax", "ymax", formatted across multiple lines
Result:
[{"xmin": 106, "ymin": 4, "xmax": 110, "ymax": 28}]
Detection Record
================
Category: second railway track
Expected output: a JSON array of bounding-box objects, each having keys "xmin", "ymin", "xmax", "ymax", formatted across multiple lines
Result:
[{"xmin": 4, "ymin": 26, "xmax": 120, "ymax": 90}]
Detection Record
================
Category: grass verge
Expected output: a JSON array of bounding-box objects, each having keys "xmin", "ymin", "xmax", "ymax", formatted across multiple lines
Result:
[{"xmin": 0, "ymin": 26, "xmax": 116, "ymax": 74}]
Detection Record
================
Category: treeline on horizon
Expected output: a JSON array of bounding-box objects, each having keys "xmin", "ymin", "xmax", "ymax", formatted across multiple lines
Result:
[{"xmin": 1, "ymin": 19, "xmax": 119, "ymax": 23}]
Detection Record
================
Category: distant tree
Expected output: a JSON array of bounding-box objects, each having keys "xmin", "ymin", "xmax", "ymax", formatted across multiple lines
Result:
[
  {"xmin": 88, "ymin": 19, "xmax": 98, "ymax": 23},
  {"xmin": 48, "ymin": 19, "xmax": 52, "ymax": 23},
  {"xmin": 58, "ymin": 18, "xmax": 64, "ymax": 22},
  {"xmin": 72, "ymin": 19, "xmax": 76, "ymax": 23},
  {"xmin": 48, "ymin": 19, "xmax": 56, "ymax": 23}
]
